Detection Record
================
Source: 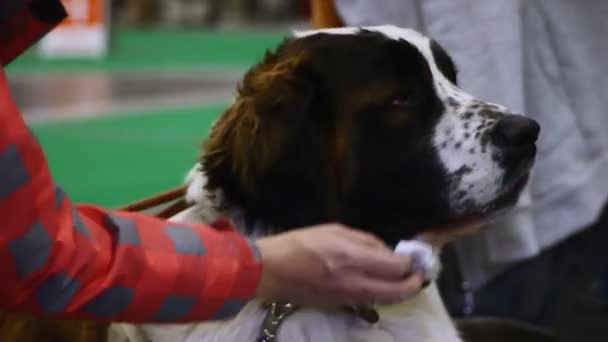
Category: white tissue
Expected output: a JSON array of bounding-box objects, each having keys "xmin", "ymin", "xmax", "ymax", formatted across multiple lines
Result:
[{"xmin": 394, "ymin": 240, "xmax": 437, "ymax": 281}]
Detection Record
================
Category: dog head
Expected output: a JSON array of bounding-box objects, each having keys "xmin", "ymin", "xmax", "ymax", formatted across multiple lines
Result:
[{"xmin": 201, "ymin": 26, "xmax": 539, "ymax": 245}]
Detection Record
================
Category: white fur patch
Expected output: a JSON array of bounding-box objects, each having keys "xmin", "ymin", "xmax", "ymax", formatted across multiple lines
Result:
[{"xmin": 177, "ymin": 163, "xmax": 222, "ymax": 224}]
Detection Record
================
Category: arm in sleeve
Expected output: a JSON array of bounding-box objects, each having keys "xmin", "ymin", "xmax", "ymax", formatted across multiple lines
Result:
[{"xmin": 0, "ymin": 68, "xmax": 262, "ymax": 323}]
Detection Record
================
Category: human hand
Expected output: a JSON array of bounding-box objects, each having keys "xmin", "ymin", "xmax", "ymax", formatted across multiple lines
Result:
[{"xmin": 254, "ymin": 224, "xmax": 424, "ymax": 307}]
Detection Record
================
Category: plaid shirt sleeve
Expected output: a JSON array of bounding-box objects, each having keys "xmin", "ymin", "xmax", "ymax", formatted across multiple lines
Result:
[{"xmin": 0, "ymin": 0, "xmax": 262, "ymax": 323}]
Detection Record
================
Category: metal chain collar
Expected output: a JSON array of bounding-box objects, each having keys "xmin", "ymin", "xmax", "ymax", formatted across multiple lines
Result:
[
  {"xmin": 255, "ymin": 301, "xmax": 381, "ymax": 342},
  {"xmin": 256, "ymin": 302, "xmax": 299, "ymax": 342}
]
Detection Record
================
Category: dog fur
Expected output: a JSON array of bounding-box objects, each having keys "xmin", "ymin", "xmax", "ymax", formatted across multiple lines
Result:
[{"xmin": 112, "ymin": 25, "xmax": 539, "ymax": 342}]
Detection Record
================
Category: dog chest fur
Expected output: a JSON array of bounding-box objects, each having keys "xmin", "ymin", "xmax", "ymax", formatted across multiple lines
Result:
[{"xmin": 114, "ymin": 189, "xmax": 463, "ymax": 342}]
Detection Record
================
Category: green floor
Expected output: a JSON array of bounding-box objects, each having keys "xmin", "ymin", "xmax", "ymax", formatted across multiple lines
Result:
[
  {"xmin": 15, "ymin": 28, "xmax": 287, "ymax": 208},
  {"xmin": 8, "ymin": 29, "xmax": 285, "ymax": 73},
  {"xmin": 30, "ymin": 103, "xmax": 224, "ymax": 208}
]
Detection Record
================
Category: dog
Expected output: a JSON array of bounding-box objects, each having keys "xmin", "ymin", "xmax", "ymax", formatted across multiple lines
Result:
[{"xmin": 112, "ymin": 25, "xmax": 540, "ymax": 342}]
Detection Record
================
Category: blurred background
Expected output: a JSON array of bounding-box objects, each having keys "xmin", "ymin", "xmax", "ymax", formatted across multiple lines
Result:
[{"xmin": 7, "ymin": 0, "xmax": 311, "ymax": 208}]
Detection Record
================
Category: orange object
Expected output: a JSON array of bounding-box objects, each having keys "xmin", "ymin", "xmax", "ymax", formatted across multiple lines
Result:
[
  {"xmin": 310, "ymin": 0, "xmax": 344, "ymax": 28},
  {"xmin": 38, "ymin": 0, "xmax": 110, "ymax": 58},
  {"xmin": 58, "ymin": 0, "xmax": 105, "ymax": 27}
]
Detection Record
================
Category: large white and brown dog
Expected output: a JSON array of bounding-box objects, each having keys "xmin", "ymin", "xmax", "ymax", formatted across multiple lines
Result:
[{"xmin": 113, "ymin": 25, "xmax": 540, "ymax": 342}]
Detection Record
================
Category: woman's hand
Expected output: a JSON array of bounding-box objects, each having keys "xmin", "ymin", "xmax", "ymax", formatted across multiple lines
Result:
[{"xmin": 255, "ymin": 224, "xmax": 424, "ymax": 307}]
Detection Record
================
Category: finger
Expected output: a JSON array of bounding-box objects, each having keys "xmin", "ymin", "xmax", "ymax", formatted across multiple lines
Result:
[
  {"xmin": 346, "ymin": 272, "xmax": 425, "ymax": 306},
  {"xmin": 298, "ymin": 271, "xmax": 424, "ymax": 307},
  {"xmin": 343, "ymin": 245, "xmax": 414, "ymax": 279}
]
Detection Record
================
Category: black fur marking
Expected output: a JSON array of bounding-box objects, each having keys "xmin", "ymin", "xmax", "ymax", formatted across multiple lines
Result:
[
  {"xmin": 453, "ymin": 165, "xmax": 473, "ymax": 177},
  {"xmin": 447, "ymin": 97, "xmax": 460, "ymax": 108},
  {"xmin": 430, "ymin": 39, "xmax": 458, "ymax": 84}
]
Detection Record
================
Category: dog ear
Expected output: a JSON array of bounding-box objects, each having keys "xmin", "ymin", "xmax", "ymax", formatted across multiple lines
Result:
[{"xmin": 202, "ymin": 49, "xmax": 319, "ymax": 194}]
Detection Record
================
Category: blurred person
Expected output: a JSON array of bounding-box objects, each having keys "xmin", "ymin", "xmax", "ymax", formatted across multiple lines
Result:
[
  {"xmin": 0, "ymin": 0, "xmax": 425, "ymax": 324},
  {"xmin": 312, "ymin": 0, "xmax": 608, "ymax": 338}
]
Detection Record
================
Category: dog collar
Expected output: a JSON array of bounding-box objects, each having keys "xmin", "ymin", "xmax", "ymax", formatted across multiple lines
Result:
[
  {"xmin": 257, "ymin": 302, "xmax": 298, "ymax": 342},
  {"xmin": 256, "ymin": 301, "xmax": 381, "ymax": 341}
]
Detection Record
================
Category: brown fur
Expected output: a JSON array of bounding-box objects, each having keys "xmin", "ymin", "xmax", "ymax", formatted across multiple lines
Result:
[
  {"xmin": 0, "ymin": 311, "xmax": 109, "ymax": 342},
  {"xmin": 203, "ymin": 50, "xmax": 312, "ymax": 194}
]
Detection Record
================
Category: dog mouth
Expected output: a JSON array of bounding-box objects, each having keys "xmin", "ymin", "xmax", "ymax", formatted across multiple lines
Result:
[
  {"xmin": 485, "ymin": 144, "xmax": 536, "ymax": 212},
  {"xmin": 488, "ymin": 171, "xmax": 530, "ymax": 212},
  {"xmin": 420, "ymin": 164, "xmax": 533, "ymax": 245}
]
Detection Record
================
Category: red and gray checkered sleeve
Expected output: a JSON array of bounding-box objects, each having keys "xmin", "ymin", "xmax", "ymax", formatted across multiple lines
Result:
[
  {"xmin": 0, "ymin": 0, "xmax": 67, "ymax": 66},
  {"xmin": 0, "ymin": 5, "xmax": 263, "ymax": 320}
]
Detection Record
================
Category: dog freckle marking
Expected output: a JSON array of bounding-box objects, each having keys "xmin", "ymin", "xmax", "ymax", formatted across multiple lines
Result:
[
  {"xmin": 447, "ymin": 97, "xmax": 459, "ymax": 108},
  {"xmin": 441, "ymin": 141, "xmax": 447, "ymax": 148},
  {"xmin": 491, "ymin": 153, "xmax": 500, "ymax": 162},
  {"xmin": 475, "ymin": 132, "xmax": 481, "ymax": 138},
  {"xmin": 464, "ymin": 133, "xmax": 470, "ymax": 139},
  {"xmin": 454, "ymin": 165, "xmax": 472, "ymax": 176},
  {"xmin": 463, "ymin": 199, "xmax": 476, "ymax": 209},
  {"xmin": 468, "ymin": 184, "xmax": 474, "ymax": 189},
  {"xmin": 482, "ymin": 147, "xmax": 487, "ymax": 154},
  {"xmin": 464, "ymin": 122, "xmax": 469, "ymax": 129},
  {"xmin": 454, "ymin": 142, "xmax": 462, "ymax": 149},
  {"xmin": 463, "ymin": 112, "xmax": 473, "ymax": 119},
  {"xmin": 469, "ymin": 148, "xmax": 475, "ymax": 154}
]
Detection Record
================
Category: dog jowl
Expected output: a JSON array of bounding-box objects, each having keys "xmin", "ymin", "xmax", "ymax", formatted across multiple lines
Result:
[{"xmin": 201, "ymin": 25, "xmax": 540, "ymax": 245}]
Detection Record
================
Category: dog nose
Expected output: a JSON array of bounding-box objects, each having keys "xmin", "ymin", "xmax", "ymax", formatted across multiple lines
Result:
[{"xmin": 490, "ymin": 115, "xmax": 540, "ymax": 148}]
